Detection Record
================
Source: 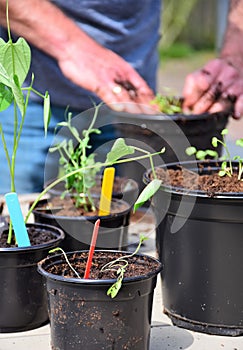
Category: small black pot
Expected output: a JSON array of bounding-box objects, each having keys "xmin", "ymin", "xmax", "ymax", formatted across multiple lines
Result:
[
  {"xmin": 0, "ymin": 223, "xmax": 65, "ymax": 332},
  {"xmin": 144, "ymin": 160, "xmax": 243, "ymax": 336},
  {"xmin": 32, "ymin": 198, "xmax": 132, "ymax": 252},
  {"xmin": 38, "ymin": 250, "xmax": 162, "ymax": 350}
]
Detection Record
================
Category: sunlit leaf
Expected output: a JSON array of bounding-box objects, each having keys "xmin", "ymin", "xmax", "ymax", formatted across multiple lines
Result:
[
  {"xmin": 0, "ymin": 37, "xmax": 31, "ymax": 86},
  {"xmin": 106, "ymin": 138, "xmax": 135, "ymax": 163},
  {"xmin": 134, "ymin": 179, "xmax": 162, "ymax": 212}
]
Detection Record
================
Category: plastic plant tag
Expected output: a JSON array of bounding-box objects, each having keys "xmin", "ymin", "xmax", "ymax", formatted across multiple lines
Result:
[
  {"xmin": 5, "ymin": 192, "xmax": 31, "ymax": 247},
  {"xmin": 99, "ymin": 167, "xmax": 115, "ymax": 216}
]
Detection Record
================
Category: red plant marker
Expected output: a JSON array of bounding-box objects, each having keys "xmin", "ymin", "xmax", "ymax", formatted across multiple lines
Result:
[{"xmin": 84, "ymin": 219, "xmax": 100, "ymax": 279}]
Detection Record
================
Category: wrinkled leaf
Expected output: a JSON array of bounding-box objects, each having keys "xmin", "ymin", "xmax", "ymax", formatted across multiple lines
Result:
[
  {"xmin": 134, "ymin": 179, "xmax": 162, "ymax": 212},
  {"xmin": 105, "ymin": 138, "xmax": 135, "ymax": 163}
]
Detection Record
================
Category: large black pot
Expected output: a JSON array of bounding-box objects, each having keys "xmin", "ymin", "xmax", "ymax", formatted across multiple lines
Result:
[
  {"xmin": 38, "ymin": 250, "xmax": 162, "ymax": 350},
  {"xmin": 0, "ymin": 223, "xmax": 65, "ymax": 332},
  {"xmin": 112, "ymin": 108, "xmax": 229, "ymax": 192},
  {"xmin": 32, "ymin": 198, "xmax": 132, "ymax": 252},
  {"xmin": 144, "ymin": 160, "xmax": 243, "ymax": 336}
]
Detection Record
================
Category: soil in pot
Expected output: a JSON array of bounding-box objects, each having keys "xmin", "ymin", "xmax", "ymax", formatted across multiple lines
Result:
[
  {"xmin": 0, "ymin": 223, "xmax": 65, "ymax": 332},
  {"xmin": 153, "ymin": 162, "xmax": 243, "ymax": 194},
  {"xmin": 32, "ymin": 196, "xmax": 132, "ymax": 251},
  {"xmin": 111, "ymin": 104, "xmax": 230, "ymax": 193},
  {"xmin": 38, "ymin": 250, "xmax": 162, "ymax": 350},
  {"xmin": 145, "ymin": 160, "xmax": 243, "ymax": 336},
  {"xmin": 0, "ymin": 223, "xmax": 60, "ymax": 248}
]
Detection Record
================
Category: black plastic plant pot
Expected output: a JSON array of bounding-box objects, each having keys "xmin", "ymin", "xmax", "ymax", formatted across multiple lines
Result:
[
  {"xmin": 143, "ymin": 160, "xmax": 243, "ymax": 336},
  {"xmin": 0, "ymin": 223, "xmax": 65, "ymax": 333},
  {"xmin": 111, "ymin": 106, "xmax": 229, "ymax": 192},
  {"xmin": 32, "ymin": 198, "xmax": 132, "ymax": 252},
  {"xmin": 37, "ymin": 250, "xmax": 162, "ymax": 350}
]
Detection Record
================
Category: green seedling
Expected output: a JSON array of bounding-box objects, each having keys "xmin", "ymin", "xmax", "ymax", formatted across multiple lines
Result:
[
  {"xmin": 101, "ymin": 235, "xmax": 148, "ymax": 298},
  {"xmin": 185, "ymin": 146, "xmax": 218, "ymax": 160},
  {"xmin": 186, "ymin": 128, "xmax": 243, "ymax": 181},
  {"xmin": 48, "ymin": 104, "xmax": 165, "ymax": 212},
  {"xmin": 49, "ymin": 107, "xmax": 102, "ymax": 212},
  {"xmin": 0, "ymin": 2, "xmax": 50, "ymax": 244},
  {"xmin": 49, "ymin": 247, "xmax": 81, "ymax": 279},
  {"xmin": 49, "ymin": 235, "xmax": 147, "ymax": 298},
  {"xmin": 151, "ymin": 93, "xmax": 183, "ymax": 114}
]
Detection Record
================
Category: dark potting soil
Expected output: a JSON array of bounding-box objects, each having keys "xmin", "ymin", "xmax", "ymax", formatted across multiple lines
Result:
[
  {"xmin": 153, "ymin": 165, "xmax": 243, "ymax": 196},
  {"xmin": 0, "ymin": 225, "xmax": 57, "ymax": 248},
  {"xmin": 46, "ymin": 251, "xmax": 160, "ymax": 280},
  {"xmin": 35, "ymin": 196, "xmax": 130, "ymax": 217}
]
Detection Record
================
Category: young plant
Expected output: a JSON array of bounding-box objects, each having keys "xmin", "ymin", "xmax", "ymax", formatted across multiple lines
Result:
[
  {"xmin": 0, "ymin": 3, "xmax": 50, "ymax": 243},
  {"xmin": 101, "ymin": 235, "xmax": 147, "ymax": 298},
  {"xmin": 49, "ymin": 107, "xmax": 102, "ymax": 212},
  {"xmin": 186, "ymin": 128, "xmax": 243, "ymax": 181},
  {"xmin": 185, "ymin": 146, "xmax": 219, "ymax": 161},
  {"xmin": 151, "ymin": 93, "xmax": 183, "ymax": 114},
  {"xmin": 211, "ymin": 128, "xmax": 233, "ymax": 177},
  {"xmin": 47, "ymin": 104, "xmax": 165, "ymax": 212}
]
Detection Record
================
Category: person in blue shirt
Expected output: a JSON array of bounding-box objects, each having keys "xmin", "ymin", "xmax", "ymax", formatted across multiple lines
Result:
[{"xmin": 0, "ymin": 0, "xmax": 161, "ymax": 193}]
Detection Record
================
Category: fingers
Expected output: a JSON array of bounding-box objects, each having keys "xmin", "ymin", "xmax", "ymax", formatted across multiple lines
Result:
[
  {"xmin": 183, "ymin": 59, "xmax": 223, "ymax": 108},
  {"xmin": 95, "ymin": 80, "xmax": 156, "ymax": 114},
  {"xmin": 183, "ymin": 58, "xmax": 243, "ymax": 118},
  {"xmin": 234, "ymin": 95, "xmax": 243, "ymax": 119}
]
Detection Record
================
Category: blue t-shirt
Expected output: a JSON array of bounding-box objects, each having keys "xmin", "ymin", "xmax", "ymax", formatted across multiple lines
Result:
[{"xmin": 5, "ymin": 0, "xmax": 162, "ymax": 111}]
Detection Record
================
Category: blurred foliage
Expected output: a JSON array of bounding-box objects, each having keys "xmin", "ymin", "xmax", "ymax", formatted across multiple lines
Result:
[
  {"xmin": 160, "ymin": 0, "xmax": 199, "ymax": 50},
  {"xmin": 160, "ymin": 0, "xmax": 218, "ymax": 58},
  {"xmin": 159, "ymin": 43, "xmax": 196, "ymax": 60}
]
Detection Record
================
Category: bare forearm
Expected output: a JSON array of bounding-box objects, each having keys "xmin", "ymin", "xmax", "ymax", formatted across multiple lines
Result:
[
  {"xmin": 220, "ymin": 0, "xmax": 243, "ymax": 68},
  {"xmin": 0, "ymin": 0, "xmax": 156, "ymax": 113},
  {"xmin": 0, "ymin": 0, "xmax": 97, "ymax": 62}
]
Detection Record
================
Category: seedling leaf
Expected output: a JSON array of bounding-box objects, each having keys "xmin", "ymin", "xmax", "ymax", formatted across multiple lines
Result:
[
  {"xmin": 133, "ymin": 178, "xmax": 162, "ymax": 212},
  {"xmin": 105, "ymin": 138, "xmax": 135, "ymax": 163}
]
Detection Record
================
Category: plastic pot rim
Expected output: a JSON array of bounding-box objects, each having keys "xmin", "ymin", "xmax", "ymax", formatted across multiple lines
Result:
[{"xmin": 37, "ymin": 249, "xmax": 162, "ymax": 285}]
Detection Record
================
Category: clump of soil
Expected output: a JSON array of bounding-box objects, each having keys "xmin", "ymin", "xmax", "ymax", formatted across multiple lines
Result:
[
  {"xmin": 45, "ymin": 251, "xmax": 161, "ymax": 280},
  {"xmin": 0, "ymin": 225, "xmax": 57, "ymax": 248},
  {"xmin": 153, "ymin": 163, "xmax": 243, "ymax": 196},
  {"xmin": 34, "ymin": 196, "xmax": 130, "ymax": 217}
]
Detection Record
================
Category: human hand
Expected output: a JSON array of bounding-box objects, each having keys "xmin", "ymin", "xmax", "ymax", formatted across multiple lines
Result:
[
  {"xmin": 182, "ymin": 58, "xmax": 243, "ymax": 119},
  {"xmin": 58, "ymin": 39, "xmax": 157, "ymax": 114}
]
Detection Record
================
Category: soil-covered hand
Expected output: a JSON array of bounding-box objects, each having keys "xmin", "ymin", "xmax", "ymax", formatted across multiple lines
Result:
[
  {"xmin": 182, "ymin": 58, "xmax": 243, "ymax": 119},
  {"xmin": 58, "ymin": 39, "xmax": 157, "ymax": 114}
]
